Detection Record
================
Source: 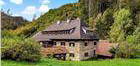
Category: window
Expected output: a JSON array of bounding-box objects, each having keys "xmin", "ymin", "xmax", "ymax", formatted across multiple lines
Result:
[
  {"xmin": 69, "ymin": 53, "xmax": 74, "ymax": 57},
  {"xmin": 66, "ymin": 30, "xmax": 70, "ymax": 34},
  {"xmin": 53, "ymin": 42, "xmax": 56, "ymax": 46},
  {"xmin": 70, "ymin": 28, "xmax": 75, "ymax": 33},
  {"xmin": 84, "ymin": 52, "xmax": 89, "ymax": 57},
  {"xmin": 93, "ymin": 50, "xmax": 96, "ymax": 55},
  {"xmin": 69, "ymin": 43, "xmax": 75, "ymax": 47},
  {"xmin": 61, "ymin": 42, "xmax": 65, "ymax": 46},
  {"xmin": 84, "ymin": 42, "xmax": 88, "ymax": 46},
  {"xmin": 94, "ymin": 42, "xmax": 97, "ymax": 45}
]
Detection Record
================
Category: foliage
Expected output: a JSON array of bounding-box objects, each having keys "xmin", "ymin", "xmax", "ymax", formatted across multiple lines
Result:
[
  {"xmin": 11, "ymin": 22, "xmax": 37, "ymax": 37},
  {"xmin": 3, "ymin": 0, "xmax": 140, "ymax": 39},
  {"xmin": 80, "ymin": 0, "xmax": 100, "ymax": 20},
  {"xmin": 109, "ymin": 47, "xmax": 117, "ymax": 57},
  {"xmin": 109, "ymin": 8, "xmax": 139, "ymax": 58},
  {"xmin": 126, "ymin": 23, "xmax": 140, "ymax": 58},
  {"xmin": 79, "ymin": 0, "xmax": 140, "ymax": 41},
  {"xmin": 109, "ymin": 8, "xmax": 133, "ymax": 42},
  {"xmin": 96, "ymin": 9, "xmax": 114, "ymax": 39},
  {"xmin": 1, "ymin": 36, "xmax": 41, "ymax": 62},
  {"xmin": 87, "ymin": 17, "xmax": 94, "ymax": 29},
  {"xmin": 1, "ymin": 12, "xmax": 28, "ymax": 30}
]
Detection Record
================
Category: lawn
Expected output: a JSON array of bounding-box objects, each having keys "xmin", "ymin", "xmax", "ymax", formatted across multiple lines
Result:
[{"xmin": 2, "ymin": 58, "xmax": 140, "ymax": 66}]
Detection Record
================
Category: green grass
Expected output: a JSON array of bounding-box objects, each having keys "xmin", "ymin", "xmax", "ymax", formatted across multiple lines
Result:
[{"xmin": 2, "ymin": 58, "xmax": 140, "ymax": 66}]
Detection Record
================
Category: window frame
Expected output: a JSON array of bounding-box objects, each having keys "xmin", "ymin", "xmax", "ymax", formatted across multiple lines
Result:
[
  {"xmin": 69, "ymin": 53, "xmax": 75, "ymax": 57},
  {"xmin": 61, "ymin": 42, "xmax": 65, "ymax": 46},
  {"xmin": 69, "ymin": 42, "xmax": 75, "ymax": 47},
  {"xmin": 53, "ymin": 42, "xmax": 56, "ymax": 46},
  {"xmin": 84, "ymin": 52, "xmax": 89, "ymax": 57},
  {"xmin": 94, "ymin": 42, "xmax": 97, "ymax": 45},
  {"xmin": 84, "ymin": 42, "xmax": 88, "ymax": 46}
]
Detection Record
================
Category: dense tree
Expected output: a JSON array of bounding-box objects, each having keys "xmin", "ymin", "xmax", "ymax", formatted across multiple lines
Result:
[
  {"xmin": 109, "ymin": 8, "xmax": 139, "ymax": 58},
  {"xmin": 96, "ymin": 9, "xmax": 114, "ymax": 39},
  {"xmin": 109, "ymin": 9, "xmax": 133, "ymax": 42}
]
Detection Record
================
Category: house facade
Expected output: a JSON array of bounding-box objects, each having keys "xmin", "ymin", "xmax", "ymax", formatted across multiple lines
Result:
[{"xmin": 33, "ymin": 18, "xmax": 99, "ymax": 61}]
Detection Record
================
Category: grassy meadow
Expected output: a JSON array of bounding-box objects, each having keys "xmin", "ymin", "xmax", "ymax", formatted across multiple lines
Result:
[{"xmin": 2, "ymin": 59, "xmax": 140, "ymax": 66}]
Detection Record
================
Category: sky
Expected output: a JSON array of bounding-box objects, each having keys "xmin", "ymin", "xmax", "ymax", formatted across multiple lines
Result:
[{"xmin": 0, "ymin": 0, "xmax": 78, "ymax": 21}]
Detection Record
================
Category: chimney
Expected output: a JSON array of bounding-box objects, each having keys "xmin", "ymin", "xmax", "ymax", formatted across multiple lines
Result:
[
  {"xmin": 67, "ymin": 19, "xmax": 70, "ymax": 23},
  {"xmin": 76, "ymin": 18, "xmax": 80, "ymax": 20},
  {"xmin": 57, "ymin": 20, "xmax": 61, "ymax": 25}
]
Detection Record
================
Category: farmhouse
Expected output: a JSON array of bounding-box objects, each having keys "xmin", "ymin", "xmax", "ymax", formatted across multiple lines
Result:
[{"xmin": 33, "ymin": 18, "xmax": 99, "ymax": 61}]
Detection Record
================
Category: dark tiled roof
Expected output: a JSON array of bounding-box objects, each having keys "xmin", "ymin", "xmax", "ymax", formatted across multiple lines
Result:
[
  {"xmin": 33, "ymin": 18, "xmax": 98, "ymax": 41},
  {"xmin": 44, "ymin": 19, "xmax": 81, "ymax": 31}
]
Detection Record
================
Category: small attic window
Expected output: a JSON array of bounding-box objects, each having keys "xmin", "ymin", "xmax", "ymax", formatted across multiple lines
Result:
[
  {"xmin": 70, "ymin": 28, "xmax": 75, "ymax": 33},
  {"xmin": 70, "ymin": 29, "xmax": 73, "ymax": 33},
  {"xmin": 82, "ymin": 27, "xmax": 86, "ymax": 34}
]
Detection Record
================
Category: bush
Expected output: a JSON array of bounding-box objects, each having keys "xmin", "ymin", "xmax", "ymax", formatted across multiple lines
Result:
[
  {"xmin": 109, "ymin": 22, "xmax": 140, "ymax": 58},
  {"xmin": 110, "ymin": 41, "xmax": 140, "ymax": 58},
  {"xmin": 1, "ymin": 36, "xmax": 41, "ymax": 62}
]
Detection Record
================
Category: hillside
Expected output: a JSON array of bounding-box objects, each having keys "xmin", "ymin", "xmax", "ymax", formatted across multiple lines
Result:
[
  {"xmin": 4, "ymin": 0, "xmax": 140, "ymax": 42},
  {"xmin": 10, "ymin": 3, "xmax": 82, "ymax": 37},
  {"xmin": 1, "ymin": 11, "xmax": 28, "ymax": 30},
  {"xmin": 10, "ymin": 0, "xmax": 140, "ymax": 40}
]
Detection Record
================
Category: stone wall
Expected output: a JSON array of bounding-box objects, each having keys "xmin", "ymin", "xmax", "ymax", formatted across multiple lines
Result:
[
  {"xmin": 79, "ymin": 41, "xmax": 98, "ymax": 60},
  {"xmin": 54, "ymin": 40, "xmax": 98, "ymax": 61}
]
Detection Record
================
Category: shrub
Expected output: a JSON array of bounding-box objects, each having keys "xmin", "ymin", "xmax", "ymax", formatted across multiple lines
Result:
[
  {"xmin": 1, "ymin": 36, "xmax": 41, "ymax": 62},
  {"xmin": 110, "ymin": 41, "xmax": 140, "ymax": 58}
]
